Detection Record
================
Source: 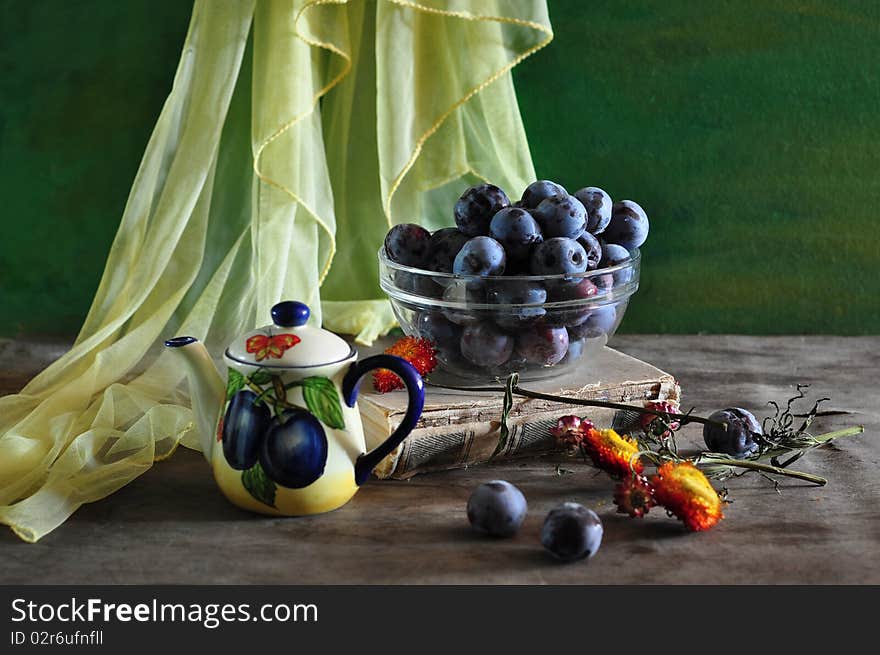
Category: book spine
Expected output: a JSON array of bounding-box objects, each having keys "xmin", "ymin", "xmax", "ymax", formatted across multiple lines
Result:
[{"xmin": 373, "ymin": 380, "xmax": 680, "ymax": 479}]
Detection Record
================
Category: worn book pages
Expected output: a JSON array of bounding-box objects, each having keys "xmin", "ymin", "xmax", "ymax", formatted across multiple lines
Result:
[{"xmin": 358, "ymin": 345, "xmax": 679, "ymax": 479}]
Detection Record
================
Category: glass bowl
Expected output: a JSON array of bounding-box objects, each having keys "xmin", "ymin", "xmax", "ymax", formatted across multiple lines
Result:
[{"xmin": 378, "ymin": 247, "xmax": 640, "ymax": 383}]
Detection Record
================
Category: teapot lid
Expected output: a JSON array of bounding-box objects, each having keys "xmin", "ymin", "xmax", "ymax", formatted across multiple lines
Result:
[{"xmin": 225, "ymin": 301, "xmax": 354, "ymax": 368}]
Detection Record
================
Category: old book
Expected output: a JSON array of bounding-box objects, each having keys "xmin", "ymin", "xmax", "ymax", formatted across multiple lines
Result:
[{"xmin": 359, "ymin": 344, "xmax": 680, "ymax": 479}]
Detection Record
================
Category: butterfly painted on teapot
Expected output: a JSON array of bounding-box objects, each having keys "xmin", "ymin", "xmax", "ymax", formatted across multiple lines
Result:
[{"xmin": 165, "ymin": 301, "xmax": 424, "ymax": 516}]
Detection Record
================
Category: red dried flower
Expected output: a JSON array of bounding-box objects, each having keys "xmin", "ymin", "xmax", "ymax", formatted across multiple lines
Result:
[
  {"xmin": 651, "ymin": 461, "xmax": 723, "ymax": 531},
  {"xmin": 372, "ymin": 336, "xmax": 437, "ymax": 393},
  {"xmin": 580, "ymin": 427, "xmax": 644, "ymax": 479},
  {"xmin": 613, "ymin": 474, "xmax": 656, "ymax": 518},
  {"xmin": 640, "ymin": 400, "xmax": 681, "ymax": 439},
  {"xmin": 550, "ymin": 415, "xmax": 594, "ymax": 452}
]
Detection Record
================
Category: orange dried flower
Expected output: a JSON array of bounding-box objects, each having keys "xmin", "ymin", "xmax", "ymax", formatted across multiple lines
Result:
[
  {"xmin": 613, "ymin": 474, "xmax": 656, "ymax": 518},
  {"xmin": 372, "ymin": 336, "xmax": 437, "ymax": 393},
  {"xmin": 651, "ymin": 461, "xmax": 723, "ymax": 531},
  {"xmin": 581, "ymin": 427, "xmax": 643, "ymax": 479}
]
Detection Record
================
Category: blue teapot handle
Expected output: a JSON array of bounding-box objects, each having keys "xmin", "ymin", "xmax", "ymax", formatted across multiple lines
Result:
[{"xmin": 342, "ymin": 354, "xmax": 425, "ymax": 485}]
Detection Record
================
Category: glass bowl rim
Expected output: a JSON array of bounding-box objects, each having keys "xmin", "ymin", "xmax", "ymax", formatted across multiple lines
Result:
[{"xmin": 377, "ymin": 245, "xmax": 640, "ymax": 282}]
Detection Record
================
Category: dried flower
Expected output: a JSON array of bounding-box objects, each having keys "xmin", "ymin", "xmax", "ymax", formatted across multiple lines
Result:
[
  {"xmin": 550, "ymin": 415, "xmax": 594, "ymax": 452},
  {"xmin": 581, "ymin": 427, "xmax": 643, "ymax": 479},
  {"xmin": 651, "ymin": 461, "xmax": 723, "ymax": 531},
  {"xmin": 613, "ymin": 474, "xmax": 656, "ymax": 518},
  {"xmin": 640, "ymin": 400, "xmax": 680, "ymax": 439},
  {"xmin": 372, "ymin": 336, "xmax": 437, "ymax": 393}
]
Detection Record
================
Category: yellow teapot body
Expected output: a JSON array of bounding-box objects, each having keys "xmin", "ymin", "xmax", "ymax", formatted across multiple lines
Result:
[{"xmin": 166, "ymin": 302, "xmax": 424, "ymax": 516}]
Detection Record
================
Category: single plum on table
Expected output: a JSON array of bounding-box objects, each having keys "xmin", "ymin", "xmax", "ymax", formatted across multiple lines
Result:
[
  {"xmin": 454, "ymin": 184, "xmax": 510, "ymax": 236},
  {"xmin": 541, "ymin": 502, "xmax": 603, "ymax": 562},
  {"xmin": 703, "ymin": 407, "xmax": 762, "ymax": 457},
  {"xmin": 467, "ymin": 480, "xmax": 527, "ymax": 537}
]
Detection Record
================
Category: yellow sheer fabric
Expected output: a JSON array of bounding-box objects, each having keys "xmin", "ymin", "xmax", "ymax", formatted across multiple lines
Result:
[{"xmin": 0, "ymin": 0, "xmax": 551, "ymax": 542}]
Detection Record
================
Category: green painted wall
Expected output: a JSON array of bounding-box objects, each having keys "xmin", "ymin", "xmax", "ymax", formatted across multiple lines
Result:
[{"xmin": 1, "ymin": 0, "xmax": 878, "ymax": 337}]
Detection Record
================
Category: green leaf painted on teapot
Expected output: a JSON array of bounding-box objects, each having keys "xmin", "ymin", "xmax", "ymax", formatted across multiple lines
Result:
[
  {"xmin": 301, "ymin": 377, "xmax": 345, "ymax": 430},
  {"xmin": 250, "ymin": 369, "xmax": 273, "ymax": 386},
  {"xmin": 226, "ymin": 369, "xmax": 246, "ymax": 400},
  {"xmin": 241, "ymin": 462, "xmax": 277, "ymax": 508}
]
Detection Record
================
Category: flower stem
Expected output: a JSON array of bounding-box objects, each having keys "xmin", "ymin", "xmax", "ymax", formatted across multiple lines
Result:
[
  {"xmin": 509, "ymin": 385, "xmax": 722, "ymax": 428},
  {"xmin": 812, "ymin": 425, "xmax": 864, "ymax": 444},
  {"xmin": 696, "ymin": 458, "xmax": 827, "ymax": 485},
  {"xmin": 429, "ymin": 381, "xmax": 723, "ymax": 427}
]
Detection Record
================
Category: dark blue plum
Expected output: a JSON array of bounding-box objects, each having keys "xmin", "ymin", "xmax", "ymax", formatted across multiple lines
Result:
[
  {"xmin": 532, "ymin": 194, "xmax": 587, "ymax": 239},
  {"xmin": 568, "ymin": 304, "xmax": 617, "ymax": 340},
  {"xmin": 604, "ymin": 200, "xmax": 649, "ymax": 249},
  {"xmin": 599, "ymin": 243, "xmax": 632, "ymax": 286},
  {"xmin": 259, "ymin": 409, "xmax": 328, "ymax": 488},
  {"xmin": 454, "ymin": 184, "xmax": 510, "ymax": 237},
  {"xmin": 425, "ymin": 228, "xmax": 469, "ymax": 273},
  {"xmin": 384, "ymin": 223, "xmax": 431, "ymax": 267},
  {"xmin": 467, "ymin": 480, "xmax": 527, "ymax": 537},
  {"xmin": 576, "ymin": 231, "xmax": 602, "ymax": 271},
  {"xmin": 442, "ymin": 281, "xmax": 485, "ymax": 326},
  {"xmin": 460, "ymin": 323, "xmax": 513, "ymax": 368},
  {"xmin": 489, "ymin": 352, "xmax": 529, "ymax": 376},
  {"xmin": 520, "ymin": 180, "xmax": 567, "ymax": 209},
  {"xmin": 562, "ymin": 336, "xmax": 586, "ymax": 364},
  {"xmin": 574, "ymin": 187, "xmax": 613, "ymax": 235},
  {"xmin": 547, "ymin": 277, "xmax": 599, "ymax": 327},
  {"xmin": 453, "ymin": 236, "xmax": 506, "ymax": 276},
  {"xmin": 489, "ymin": 207, "xmax": 543, "ymax": 263},
  {"xmin": 393, "ymin": 270, "xmax": 443, "ymax": 298},
  {"xmin": 486, "ymin": 280, "xmax": 547, "ymax": 331},
  {"xmin": 416, "ymin": 311, "xmax": 461, "ymax": 356},
  {"xmin": 222, "ymin": 390, "xmax": 271, "ymax": 470},
  {"xmin": 541, "ymin": 502, "xmax": 603, "ymax": 562},
  {"xmin": 703, "ymin": 407, "xmax": 762, "ymax": 457},
  {"xmin": 515, "ymin": 325, "xmax": 569, "ymax": 366},
  {"xmin": 530, "ymin": 238, "xmax": 589, "ymax": 276}
]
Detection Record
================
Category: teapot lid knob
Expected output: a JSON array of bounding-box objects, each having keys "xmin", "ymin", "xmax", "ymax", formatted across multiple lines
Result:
[{"xmin": 271, "ymin": 301, "xmax": 310, "ymax": 328}]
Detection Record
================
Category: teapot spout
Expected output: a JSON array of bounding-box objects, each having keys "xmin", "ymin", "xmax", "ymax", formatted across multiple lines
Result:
[{"xmin": 164, "ymin": 336, "xmax": 225, "ymax": 461}]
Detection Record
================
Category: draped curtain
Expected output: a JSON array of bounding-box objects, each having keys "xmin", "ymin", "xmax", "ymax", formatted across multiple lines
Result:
[{"xmin": 0, "ymin": 0, "xmax": 551, "ymax": 542}]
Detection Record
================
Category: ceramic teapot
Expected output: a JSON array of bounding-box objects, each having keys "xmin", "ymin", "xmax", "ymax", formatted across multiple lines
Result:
[{"xmin": 165, "ymin": 301, "xmax": 424, "ymax": 516}]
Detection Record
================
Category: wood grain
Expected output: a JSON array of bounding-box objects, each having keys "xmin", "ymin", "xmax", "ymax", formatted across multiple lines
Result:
[{"xmin": 0, "ymin": 335, "xmax": 877, "ymax": 584}]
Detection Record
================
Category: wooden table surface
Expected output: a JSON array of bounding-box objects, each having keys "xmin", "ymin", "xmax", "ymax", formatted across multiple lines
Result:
[{"xmin": 1, "ymin": 335, "xmax": 877, "ymax": 584}]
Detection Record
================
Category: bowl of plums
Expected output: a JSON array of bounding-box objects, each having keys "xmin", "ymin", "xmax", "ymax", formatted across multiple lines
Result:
[{"xmin": 378, "ymin": 179, "xmax": 648, "ymax": 382}]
